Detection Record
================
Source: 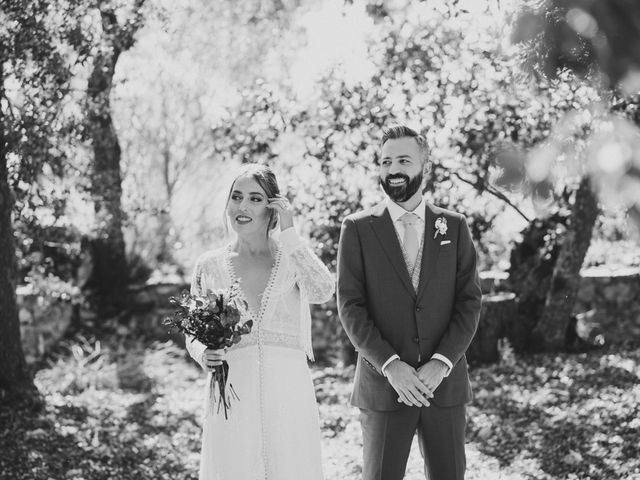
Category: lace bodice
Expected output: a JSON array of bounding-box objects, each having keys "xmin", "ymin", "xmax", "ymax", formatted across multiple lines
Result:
[{"xmin": 186, "ymin": 229, "xmax": 335, "ymax": 366}]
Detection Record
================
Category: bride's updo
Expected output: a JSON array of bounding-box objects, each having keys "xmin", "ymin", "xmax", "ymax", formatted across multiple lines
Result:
[{"xmin": 224, "ymin": 164, "xmax": 281, "ymax": 235}]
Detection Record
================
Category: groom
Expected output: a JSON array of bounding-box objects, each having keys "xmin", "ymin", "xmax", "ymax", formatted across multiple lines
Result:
[{"xmin": 337, "ymin": 125, "xmax": 482, "ymax": 480}]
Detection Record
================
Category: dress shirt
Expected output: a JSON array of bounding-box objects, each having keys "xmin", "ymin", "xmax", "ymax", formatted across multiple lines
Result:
[{"xmin": 380, "ymin": 197, "xmax": 453, "ymax": 377}]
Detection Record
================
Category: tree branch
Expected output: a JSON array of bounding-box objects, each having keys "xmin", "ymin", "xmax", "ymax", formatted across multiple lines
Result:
[{"xmin": 449, "ymin": 170, "xmax": 532, "ymax": 223}]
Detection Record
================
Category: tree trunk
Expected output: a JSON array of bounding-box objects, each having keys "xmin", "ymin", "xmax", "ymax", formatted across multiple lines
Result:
[
  {"xmin": 155, "ymin": 209, "xmax": 174, "ymax": 264},
  {"xmin": 156, "ymin": 147, "xmax": 175, "ymax": 264},
  {"xmin": 86, "ymin": 48, "xmax": 128, "ymax": 317},
  {"xmin": 467, "ymin": 293, "xmax": 517, "ymax": 364},
  {"xmin": 505, "ymin": 212, "xmax": 566, "ymax": 352},
  {"xmin": 533, "ymin": 176, "xmax": 599, "ymax": 349},
  {"xmin": 0, "ymin": 65, "xmax": 39, "ymax": 405},
  {"xmin": 83, "ymin": 4, "xmax": 147, "ymax": 317}
]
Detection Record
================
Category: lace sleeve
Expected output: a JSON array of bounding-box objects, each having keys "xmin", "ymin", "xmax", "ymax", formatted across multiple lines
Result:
[
  {"xmin": 279, "ymin": 228, "xmax": 335, "ymax": 304},
  {"xmin": 185, "ymin": 256, "xmax": 208, "ymax": 369}
]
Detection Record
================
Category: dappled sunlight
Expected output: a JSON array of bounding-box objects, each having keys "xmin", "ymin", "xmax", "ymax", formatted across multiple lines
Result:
[
  {"xmin": 289, "ymin": 0, "xmax": 376, "ymax": 98},
  {"xmin": 468, "ymin": 349, "xmax": 640, "ymax": 478},
  {"xmin": 24, "ymin": 339, "xmax": 205, "ymax": 479},
  {"xmin": 5, "ymin": 1, "xmax": 640, "ymax": 479},
  {"xmin": 4, "ymin": 333, "xmax": 639, "ymax": 479},
  {"xmin": 313, "ymin": 365, "xmax": 526, "ymax": 479},
  {"xmin": 599, "ymin": 353, "xmax": 640, "ymax": 377},
  {"xmin": 587, "ymin": 116, "xmax": 640, "ymax": 212}
]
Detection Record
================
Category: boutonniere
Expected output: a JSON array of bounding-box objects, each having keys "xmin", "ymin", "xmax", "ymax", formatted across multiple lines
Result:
[{"xmin": 434, "ymin": 217, "xmax": 448, "ymax": 239}]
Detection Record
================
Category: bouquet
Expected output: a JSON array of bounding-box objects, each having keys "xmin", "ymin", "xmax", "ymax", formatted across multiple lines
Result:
[{"xmin": 165, "ymin": 282, "xmax": 252, "ymax": 419}]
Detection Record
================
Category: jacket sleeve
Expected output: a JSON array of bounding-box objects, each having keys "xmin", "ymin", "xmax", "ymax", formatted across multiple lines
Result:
[
  {"xmin": 337, "ymin": 216, "xmax": 396, "ymax": 371},
  {"xmin": 433, "ymin": 216, "xmax": 482, "ymax": 366}
]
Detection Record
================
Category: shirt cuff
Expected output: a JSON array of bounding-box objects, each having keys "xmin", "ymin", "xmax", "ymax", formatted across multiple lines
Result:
[
  {"xmin": 279, "ymin": 227, "xmax": 303, "ymax": 254},
  {"xmin": 431, "ymin": 353, "xmax": 453, "ymax": 377},
  {"xmin": 381, "ymin": 354, "xmax": 400, "ymax": 377}
]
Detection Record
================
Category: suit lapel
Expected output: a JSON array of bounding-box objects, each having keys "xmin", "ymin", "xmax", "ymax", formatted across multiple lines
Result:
[
  {"xmin": 417, "ymin": 203, "xmax": 441, "ymax": 299},
  {"xmin": 368, "ymin": 204, "xmax": 415, "ymax": 297}
]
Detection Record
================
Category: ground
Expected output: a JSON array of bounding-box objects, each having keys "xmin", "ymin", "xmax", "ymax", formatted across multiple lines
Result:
[{"xmin": 1, "ymin": 337, "xmax": 639, "ymax": 480}]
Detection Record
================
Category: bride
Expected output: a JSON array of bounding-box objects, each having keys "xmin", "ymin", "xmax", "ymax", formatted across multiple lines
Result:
[{"xmin": 186, "ymin": 164, "xmax": 334, "ymax": 480}]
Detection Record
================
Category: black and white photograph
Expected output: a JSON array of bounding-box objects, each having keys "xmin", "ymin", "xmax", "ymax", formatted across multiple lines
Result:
[{"xmin": 1, "ymin": 0, "xmax": 640, "ymax": 479}]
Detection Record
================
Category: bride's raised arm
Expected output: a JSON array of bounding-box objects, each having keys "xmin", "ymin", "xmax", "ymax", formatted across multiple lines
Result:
[{"xmin": 279, "ymin": 227, "xmax": 335, "ymax": 304}]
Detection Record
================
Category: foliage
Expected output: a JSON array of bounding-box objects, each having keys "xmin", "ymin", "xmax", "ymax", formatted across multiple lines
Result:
[
  {"xmin": 584, "ymin": 239, "xmax": 640, "ymax": 269},
  {"xmin": 136, "ymin": 1, "xmax": 629, "ymax": 355},
  {"xmin": 1, "ymin": 0, "xmax": 79, "ymax": 183},
  {"xmin": 1, "ymin": 333, "xmax": 637, "ymax": 479},
  {"xmin": 164, "ymin": 287, "xmax": 252, "ymax": 418},
  {"xmin": 487, "ymin": 0, "xmax": 640, "ymax": 349},
  {"xmin": 2, "ymin": 0, "xmax": 91, "ymax": 258},
  {"xmin": 513, "ymin": 0, "xmax": 640, "ymax": 233},
  {"xmin": 1, "ymin": 339, "xmax": 201, "ymax": 480},
  {"xmin": 514, "ymin": 0, "xmax": 640, "ymax": 92},
  {"xmin": 2, "ymin": 0, "xmax": 147, "ymax": 287},
  {"xmin": 164, "ymin": 287, "xmax": 251, "ymax": 349},
  {"xmin": 112, "ymin": 0, "xmax": 308, "ymax": 267},
  {"xmin": 20, "ymin": 266, "xmax": 82, "ymax": 305},
  {"xmin": 15, "ymin": 216, "xmax": 84, "ymax": 284},
  {"xmin": 104, "ymin": 0, "xmax": 639, "ymax": 281},
  {"xmin": 468, "ymin": 349, "xmax": 640, "ymax": 479},
  {"xmin": 4, "ymin": 0, "xmax": 639, "ymax": 356},
  {"xmin": 1, "ymin": 0, "xmax": 92, "ymax": 403},
  {"xmin": 186, "ymin": 2, "xmax": 607, "ymax": 273}
]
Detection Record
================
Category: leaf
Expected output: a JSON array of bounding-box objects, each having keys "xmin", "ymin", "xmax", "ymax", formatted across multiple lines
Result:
[
  {"xmin": 511, "ymin": 10, "xmax": 544, "ymax": 44},
  {"xmin": 562, "ymin": 450, "xmax": 583, "ymax": 465}
]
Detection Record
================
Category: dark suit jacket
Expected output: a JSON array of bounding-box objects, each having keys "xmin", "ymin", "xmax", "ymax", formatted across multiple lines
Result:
[{"xmin": 337, "ymin": 201, "xmax": 482, "ymax": 411}]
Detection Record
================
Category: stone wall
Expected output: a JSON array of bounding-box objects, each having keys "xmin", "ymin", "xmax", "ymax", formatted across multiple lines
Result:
[
  {"xmin": 466, "ymin": 292, "xmax": 516, "ymax": 364},
  {"xmin": 125, "ymin": 268, "xmax": 640, "ymax": 362},
  {"xmin": 126, "ymin": 282, "xmax": 189, "ymax": 343},
  {"xmin": 18, "ymin": 287, "xmax": 74, "ymax": 364},
  {"xmin": 574, "ymin": 267, "xmax": 640, "ymax": 345},
  {"xmin": 476, "ymin": 267, "xmax": 640, "ymax": 355},
  {"xmin": 18, "ymin": 267, "xmax": 640, "ymax": 364}
]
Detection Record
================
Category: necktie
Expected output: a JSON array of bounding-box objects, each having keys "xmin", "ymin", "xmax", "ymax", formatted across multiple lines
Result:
[{"xmin": 400, "ymin": 212, "xmax": 420, "ymax": 269}]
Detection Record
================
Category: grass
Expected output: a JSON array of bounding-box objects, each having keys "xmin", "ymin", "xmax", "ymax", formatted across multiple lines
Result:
[{"xmin": 1, "ymin": 335, "xmax": 639, "ymax": 480}]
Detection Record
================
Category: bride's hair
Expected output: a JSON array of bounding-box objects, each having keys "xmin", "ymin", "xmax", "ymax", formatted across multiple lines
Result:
[{"xmin": 223, "ymin": 164, "xmax": 280, "ymax": 237}]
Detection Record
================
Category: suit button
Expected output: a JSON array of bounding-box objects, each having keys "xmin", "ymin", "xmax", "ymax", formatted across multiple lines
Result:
[
  {"xmin": 415, "ymin": 305, "xmax": 422, "ymax": 312},
  {"xmin": 413, "ymin": 337, "xmax": 420, "ymax": 343}
]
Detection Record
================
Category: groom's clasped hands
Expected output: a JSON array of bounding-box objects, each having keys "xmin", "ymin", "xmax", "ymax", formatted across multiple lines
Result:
[{"xmin": 385, "ymin": 358, "xmax": 448, "ymax": 407}]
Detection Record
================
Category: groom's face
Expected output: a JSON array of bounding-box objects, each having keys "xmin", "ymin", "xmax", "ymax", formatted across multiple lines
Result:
[{"xmin": 379, "ymin": 137, "xmax": 425, "ymax": 203}]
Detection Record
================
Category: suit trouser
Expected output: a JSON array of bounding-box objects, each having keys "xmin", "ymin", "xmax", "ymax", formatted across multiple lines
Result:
[{"xmin": 360, "ymin": 403, "xmax": 466, "ymax": 480}]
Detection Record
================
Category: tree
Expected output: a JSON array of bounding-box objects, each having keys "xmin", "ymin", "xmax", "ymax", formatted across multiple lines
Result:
[
  {"xmin": 0, "ymin": 0, "xmax": 77, "ymax": 404},
  {"xmin": 112, "ymin": 0, "xmax": 308, "ymax": 270},
  {"xmin": 196, "ymin": 1, "xmax": 603, "ymax": 360},
  {"xmin": 115, "ymin": 31, "xmax": 219, "ymax": 267},
  {"xmin": 514, "ymin": 0, "xmax": 640, "ymax": 229},
  {"xmin": 0, "ymin": 59, "xmax": 27, "ymax": 404},
  {"xmin": 83, "ymin": 0, "xmax": 146, "ymax": 316},
  {"xmin": 533, "ymin": 176, "xmax": 598, "ymax": 346},
  {"xmin": 514, "ymin": 0, "xmax": 640, "ymax": 92},
  {"xmin": 510, "ymin": 0, "xmax": 640, "ymax": 349}
]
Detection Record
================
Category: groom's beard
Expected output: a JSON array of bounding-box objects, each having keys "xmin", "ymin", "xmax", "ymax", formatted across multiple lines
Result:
[{"xmin": 380, "ymin": 171, "xmax": 423, "ymax": 203}]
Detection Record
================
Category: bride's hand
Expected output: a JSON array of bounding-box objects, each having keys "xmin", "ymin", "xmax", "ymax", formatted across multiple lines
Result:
[
  {"xmin": 201, "ymin": 348, "xmax": 226, "ymax": 371},
  {"xmin": 267, "ymin": 195, "xmax": 294, "ymax": 231}
]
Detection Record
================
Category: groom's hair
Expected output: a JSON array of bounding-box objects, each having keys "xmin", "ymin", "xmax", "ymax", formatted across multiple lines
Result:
[{"xmin": 381, "ymin": 125, "xmax": 429, "ymax": 163}]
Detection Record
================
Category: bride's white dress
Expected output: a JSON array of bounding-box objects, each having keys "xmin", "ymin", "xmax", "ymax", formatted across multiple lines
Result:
[{"xmin": 186, "ymin": 228, "xmax": 334, "ymax": 480}]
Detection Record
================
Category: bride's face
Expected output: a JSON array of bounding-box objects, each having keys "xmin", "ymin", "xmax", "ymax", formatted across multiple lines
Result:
[{"xmin": 226, "ymin": 176, "xmax": 271, "ymax": 237}]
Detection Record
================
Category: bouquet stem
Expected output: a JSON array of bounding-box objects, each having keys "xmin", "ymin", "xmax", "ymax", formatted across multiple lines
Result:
[{"xmin": 209, "ymin": 361, "xmax": 239, "ymax": 419}]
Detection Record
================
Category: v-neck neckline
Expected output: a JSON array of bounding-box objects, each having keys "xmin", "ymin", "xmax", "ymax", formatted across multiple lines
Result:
[{"xmin": 225, "ymin": 244, "xmax": 282, "ymax": 322}]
